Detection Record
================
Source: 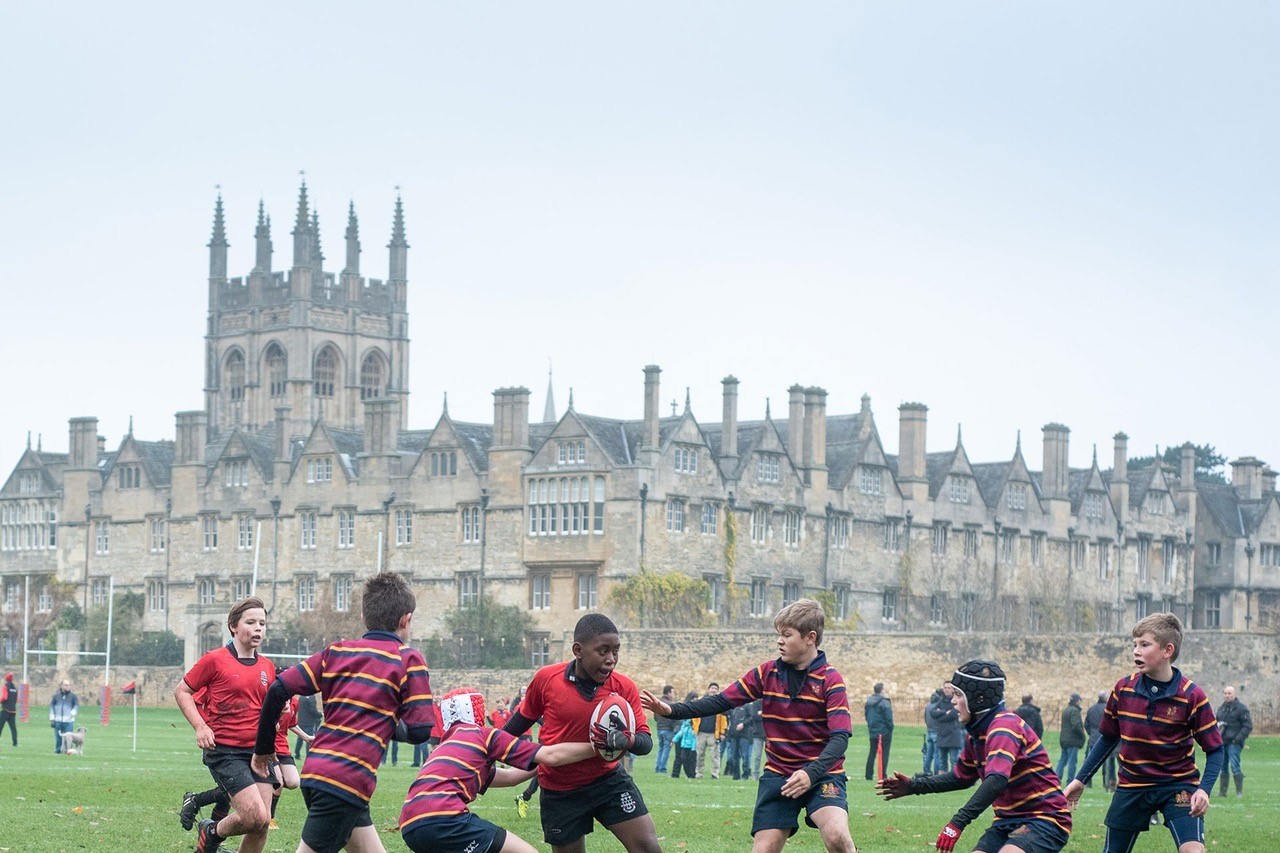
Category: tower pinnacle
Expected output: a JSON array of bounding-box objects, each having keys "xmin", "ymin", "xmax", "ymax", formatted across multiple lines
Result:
[
  {"xmin": 344, "ymin": 201, "xmax": 361, "ymax": 274},
  {"xmin": 388, "ymin": 192, "xmax": 408, "ymax": 283},
  {"xmin": 208, "ymin": 191, "xmax": 228, "ymax": 281}
]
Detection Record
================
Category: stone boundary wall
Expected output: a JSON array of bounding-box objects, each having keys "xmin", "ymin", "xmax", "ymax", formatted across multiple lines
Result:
[{"xmin": 18, "ymin": 631, "xmax": 1280, "ymax": 732}]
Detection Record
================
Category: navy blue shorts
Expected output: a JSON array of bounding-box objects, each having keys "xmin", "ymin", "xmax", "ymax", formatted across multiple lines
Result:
[
  {"xmin": 539, "ymin": 768, "xmax": 650, "ymax": 847},
  {"xmin": 750, "ymin": 771, "xmax": 848, "ymax": 837},
  {"xmin": 300, "ymin": 787, "xmax": 373, "ymax": 853},
  {"xmin": 402, "ymin": 813, "xmax": 507, "ymax": 853},
  {"xmin": 973, "ymin": 819, "xmax": 1070, "ymax": 853},
  {"xmin": 1106, "ymin": 785, "xmax": 1204, "ymax": 843}
]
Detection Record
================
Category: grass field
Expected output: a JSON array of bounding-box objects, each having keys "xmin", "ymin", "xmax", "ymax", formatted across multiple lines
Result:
[{"xmin": 0, "ymin": 707, "xmax": 1273, "ymax": 851}]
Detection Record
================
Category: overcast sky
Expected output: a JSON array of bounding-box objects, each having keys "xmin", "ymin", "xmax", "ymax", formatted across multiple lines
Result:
[{"xmin": 3, "ymin": 2, "xmax": 1276, "ymax": 477}]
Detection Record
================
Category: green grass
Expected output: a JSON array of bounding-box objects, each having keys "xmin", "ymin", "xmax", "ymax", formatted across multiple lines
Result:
[{"xmin": 0, "ymin": 709, "xmax": 1274, "ymax": 851}]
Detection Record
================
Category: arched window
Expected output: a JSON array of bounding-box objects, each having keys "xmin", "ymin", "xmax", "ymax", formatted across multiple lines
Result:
[
  {"xmin": 313, "ymin": 346, "xmax": 338, "ymax": 398},
  {"xmin": 360, "ymin": 352, "xmax": 386, "ymax": 400},
  {"xmin": 266, "ymin": 344, "xmax": 287, "ymax": 398},
  {"xmin": 225, "ymin": 350, "xmax": 245, "ymax": 401}
]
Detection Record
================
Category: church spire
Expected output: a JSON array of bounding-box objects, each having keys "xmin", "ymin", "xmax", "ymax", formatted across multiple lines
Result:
[
  {"xmin": 543, "ymin": 362, "xmax": 556, "ymax": 423},
  {"xmin": 344, "ymin": 201, "xmax": 361, "ymax": 275},
  {"xmin": 254, "ymin": 199, "xmax": 273, "ymax": 272},
  {"xmin": 292, "ymin": 176, "xmax": 315, "ymax": 268},
  {"xmin": 208, "ymin": 191, "xmax": 228, "ymax": 281},
  {"xmin": 388, "ymin": 191, "xmax": 408, "ymax": 283},
  {"xmin": 311, "ymin": 210, "xmax": 324, "ymax": 269}
]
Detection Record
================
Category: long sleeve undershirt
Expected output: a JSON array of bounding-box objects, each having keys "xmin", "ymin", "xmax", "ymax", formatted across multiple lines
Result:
[{"xmin": 906, "ymin": 769, "xmax": 1005, "ymax": 830}]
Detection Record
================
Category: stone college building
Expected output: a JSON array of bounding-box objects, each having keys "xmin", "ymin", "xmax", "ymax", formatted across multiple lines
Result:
[{"xmin": 3, "ymin": 184, "xmax": 1278, "ymax": 667}]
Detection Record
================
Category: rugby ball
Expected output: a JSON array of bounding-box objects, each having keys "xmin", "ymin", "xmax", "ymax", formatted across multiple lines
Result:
[{"xmin": 589, "ymin": 692, "xmax": 636, "ymax": 761}]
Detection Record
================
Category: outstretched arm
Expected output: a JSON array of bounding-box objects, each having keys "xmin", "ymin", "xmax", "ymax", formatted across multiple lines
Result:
[{"xmin": 533, "ymin": 742, "xmax": 596, "ymax": 766}]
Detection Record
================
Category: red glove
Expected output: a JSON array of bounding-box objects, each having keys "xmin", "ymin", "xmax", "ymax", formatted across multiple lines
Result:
[{"xmin": 935, "ymin": 823, "xmax": 963, "ymax": 852}]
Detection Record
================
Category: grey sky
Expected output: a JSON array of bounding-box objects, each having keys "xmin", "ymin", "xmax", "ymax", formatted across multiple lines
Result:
[{"xmin": 2, "ymin": 2, "xmax": 1276, "ymax": 474}]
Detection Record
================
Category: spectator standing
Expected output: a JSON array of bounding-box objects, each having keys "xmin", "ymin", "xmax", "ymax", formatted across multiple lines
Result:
[
  {"xmin": 864, "ymin": 682, "xmax": 894, "ymax": 780},
  {"xmin": 1014, "ymin": 694, "xmax": 1044, "ymax": 740},
  {"xmin": 293, "ymin": 692, "xmax": 321, "ymax": 759},
  {"xmin": 50, "ymin": 680, "xmax": 79, "ymax": 754},
  {"xmin": 0, "ymin": 673, "xmax": 17, "ymax": 747},
  {"xmin": 1216, "ymin": 686, "xmax": 1252, "ymax": 798},
  {"xmin": 931, "ymin": 683, "xmax": 963, "ymax": 772},
  {"xmin": 1083, "ymin": 690, "xmax": 1115, "ymax": 791},
  {"xmin": 670, "ymin": 692, "xmax": 699, "ymax": 779},
  {"xmin": 722, "ymin": 702, "xmax": 749, "ymax": 779},
  {"xmin": 653, "ymin": 685, "xmax": 676, "ymax": 774},
  {"xmin": 1057, "ymin": 693, "xmax": 1086, "ymax": 782},
  {"xmin": 922, "ymin": 686, "xmax": 944, "ymax": 773},
  {"xmin": 694, "ymin": 682, "xmax": 726, "ymax": 779}
]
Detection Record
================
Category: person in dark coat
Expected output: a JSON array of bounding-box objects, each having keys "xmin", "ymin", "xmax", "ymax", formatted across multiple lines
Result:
[
  {"xmin": 1083, "ymin": 690, "xmax": 1115, "ymax": 791},
  {"xmin": 743, "ymin": 698, "xmax": 765, "ymax": 779},
  {"xmin": 922, "ymin": 687, "xmax": 944, "ymax": 773},
  {"xmin": 1056, "ymin": 693, "xmax": 1086, "ymax": 782},
  {"xmin": 864, "ymin": 682, "xmax": 894, "ymax": 780},
  {"xmin": 293, "ymin": 692, "xmax": 321, "ymax": 759},
  {"xmin": 722, "ymin": 702, "xmax": 750, "ymax": 779},
  {"xmin": 930, "ymin": 682, "xmax": 963, "ymax": 771},
  {"xmin": 1014, "ymin": 694, "xmax": 1044, "ymax": 739},
  {"xmin": 1216, "ymin": 685, "xmax": 1253, "ymax": 798},
  {"xmin": 653, "ymin": 684, "xmax": 677, "ymax": 774}
]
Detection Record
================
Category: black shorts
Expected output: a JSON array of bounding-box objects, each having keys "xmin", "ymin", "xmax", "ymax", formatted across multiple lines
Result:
[
  {"xmin": 403, "ymin": 813, "xmax": 507, "ymax": 853},
  {"xmin": 539, "ymin": 768, "xmax": 650, "ymax": 847},
  {"xmin": 973, "ymin": 819, "xmax": 1070, "ymax": 853},
  {"xmin": 274, "ymin": 752, "xmax": 296, "ymax": 767},
  {"xmin": 1106, "ymin": 785, "xmax": 1203, "ymax": 843},
  {"xmin": 751, "ymin": 771, "xmax": 848, "ymax": 837},
  {"xmin": 202, "ymin": 745, "xmax": 275, "ymax": 797},
  {"xmin": 301, "ymin": 787, "xmax": 373, "ymax": 853}
]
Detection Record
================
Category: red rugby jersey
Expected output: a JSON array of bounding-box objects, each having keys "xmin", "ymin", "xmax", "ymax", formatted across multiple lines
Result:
[
  {"xmin": 399, "ymin": 724, "xmax": 541, "ymax": 831},
  {"xmin": 274, "ymin": 694, "xmax": 299, "ymax": 755},
  {"xmin": 1099, "ymin": 669, "xmax": 1222, "ymax": 789},
  {"xmin": 954, "ymin": 708, "xmax": 1071, "ymax": 835},
  {"xmin": 277, "ymin": 631, "xmax": 434, "ymax": 804},
  {"xmin": 183, "ymin": 644, "xmax": 276, "ymax": 749},
  {"xmin": 518, "ymin": 662, "xmax": 648, "ymax": 791}
]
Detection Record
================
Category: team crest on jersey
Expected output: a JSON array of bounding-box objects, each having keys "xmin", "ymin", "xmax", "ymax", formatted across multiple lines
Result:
[
  {"xmin": 620, "ymin": 790, "xmax": 636, "ymax": 814},
  {"xmin": 820, "ymin": 782, "xmax": 838, "ymax": 798},
  {"xmin": 1174, "ymin": 790, "xmax": 1191, "ymax": 806},
  {"xmin": 260, "ymin": 671, "xmax": 269, "ymax": 686}
]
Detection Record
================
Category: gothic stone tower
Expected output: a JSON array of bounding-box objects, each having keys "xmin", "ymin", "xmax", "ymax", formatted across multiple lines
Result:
[{"xmin": 203, "ymin": 182, "xmax": 410, "ymax": 441}]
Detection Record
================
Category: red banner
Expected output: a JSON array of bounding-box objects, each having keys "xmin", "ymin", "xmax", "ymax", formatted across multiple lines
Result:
[{"xmin": 100, "ymin": 684, "xmax": 111, "ymax": 726}]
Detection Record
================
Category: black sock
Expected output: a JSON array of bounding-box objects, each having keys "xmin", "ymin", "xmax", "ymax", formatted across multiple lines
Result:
[
  {"xmin": 211, "ymin": 794, "xmax": 230, "ymax": 824},
  {"xmin": 271, "ymin": 795, "xmax": 279, "ymax": 817},
  {"xmin": 194, "ymin": 788, "xmax": 222, "ymax": 809}
]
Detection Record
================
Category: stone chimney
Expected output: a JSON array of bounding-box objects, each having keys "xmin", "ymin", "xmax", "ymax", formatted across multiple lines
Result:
[
  {"xmin": 787, "ymin": 385, "xmax": 805, "ymax": 464},
  {"xmin": 1041, "ymin": 424, "xmax": 1070, "ymax": 499},
  {"xmin": 492, "ymin": 387, "xmax": 531, "ymax": 448},
  {"xmin": 642, "ymin": 366, "xmax": 661, "ymax": 451},
  {"xmin": 1110, "ymin": 432, "xmax": 1129, "ymax": 525},
  {"xmin": 68, "ymin": 417, "xmax": 99, "ymax": 468},
  {"xmin": 1263, "ymin": 466, "xmax": 1277, "ymax": 494},
  {"xmin": 721, "ymin": 376, "xmax": 739, "ymax": 461},
  {"xmin": 1180, "ymin": 443, "xmax": 1196, "ymax": 490},
  {"xmin": 174, "ymin": 411, "xmax": 208, "ymax": 465},
  {"xmin": 803, "ymin": 387, "xmax": 827, "ymax": 491},
  {"xmin": 898, "ymin": 403, "xmax": 928, "ymax": 503},
  {"xmin": 363, "ymin": 398, "xmax": 400, "ymax": 456},
  {"xmin": 1231, "ymin": 456, "xmax": 1264, "ymax": 500}
]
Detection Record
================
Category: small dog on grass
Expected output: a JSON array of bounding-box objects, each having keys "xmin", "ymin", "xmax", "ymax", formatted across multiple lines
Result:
[{"xmin": 60, "ymin": 726, "xmax": 87, "ymax": 755}]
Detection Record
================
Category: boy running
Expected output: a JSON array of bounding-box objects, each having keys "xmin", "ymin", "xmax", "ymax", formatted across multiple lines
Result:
[
  {"xmin": 1063, "ymin": 612, "xmax": 1223, "ymax": 853},
  {"xmin": 400, "ymin": 687, "xmax": 596, "ymax": 853},
  {"xmin": 253, "ymin": 572, "xmax": 435, "ymax": 853},
  {"xmin": 175, "ymin": 596, "xmax": 277, "ymax": 853},
  {"xmin": 641, "ymin": 598, "xmax": 856, "ymax": 853},
  {"xmin": 502, "ymin": 613, "xmax": 663, "ymax": 853},
  {"xmin": 877, "ymin": 659, "xmax": 1072, "ymax": 852}
]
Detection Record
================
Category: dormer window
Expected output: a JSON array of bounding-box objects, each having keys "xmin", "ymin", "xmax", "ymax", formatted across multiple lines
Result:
[
  {"xmin": 558, "ymin": 441, "xmax": 586, "ymax": 465},
  {"xmin": 430, "ymin": 451, "xmax": 457, "ymax": 477},
  {"xmin": 674, "ymin": 446, "xmax": 698, "ymax": 474},
  {"xmin": 859, "ymin": 467, "xmax": 882, "ymax": 496},
  {"xmin": 757, "ymin": 453, "xmax": 780, "ymax": 483},
  {"xmin": 306, "ymin": 457, "xmax": 333, "ymax": 483},
  {"xmin": 18, "ymin": 473, "xmax": 41, "ymax": 494},
  {"xmin": 118, "ymin": 465, "xmax": 142, "ymax": 489},
  {"xmin": 1084, "ymin": 492, "xmax": 1105, "ymax": 520},
  {"xmin": 224, "ymin": 459, "xmax": 249, "ymax": 487},
  {"xmin": 948, "ymin": 477, "xmax": 970, "ymax": 503},
  {"xmin": 1145, "ymin": 491, "xmax": 1165, "ymax": 515},
  {"xmin": 1006, "ymin": 483, "xmax": 1027, "ymax": 510}
]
